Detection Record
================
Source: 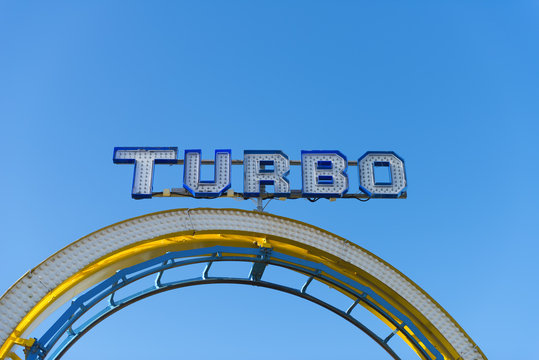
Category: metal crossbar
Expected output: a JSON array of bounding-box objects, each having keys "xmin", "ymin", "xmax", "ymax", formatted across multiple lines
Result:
[{"xmin": 154, "ymin": 187, "xmax": 407, "ymax": 200}]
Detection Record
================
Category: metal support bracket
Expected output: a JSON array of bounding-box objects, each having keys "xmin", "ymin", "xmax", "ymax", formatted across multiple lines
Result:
[
  {"xmin": 11, "ymin": 338, "xmax": 35, "ymax": 349},
  {"xmin": 249, "ymin": 248, "xmax": 273, "ymax": 281},
  {"xmin": 25, "ymin": 339, "xmax": 45, "ymax": 360}
]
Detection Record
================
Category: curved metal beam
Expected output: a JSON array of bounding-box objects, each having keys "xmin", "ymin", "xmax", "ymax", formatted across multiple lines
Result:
[
  {"xmin": 51, "ymin": 279, "xmax": 401, "ymax": 360},
  {"xmin": 0, "ymin": 208, "xmax": 486, "ymax": 360},
  {"xmin": 28, "ymin": 247, "xmax": 430, "ymax": 359}
]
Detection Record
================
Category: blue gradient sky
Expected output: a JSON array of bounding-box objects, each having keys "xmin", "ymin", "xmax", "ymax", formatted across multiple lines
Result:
[{"xmin": 1, "ymin": 2, "xmax": 538, "ymax": 359}]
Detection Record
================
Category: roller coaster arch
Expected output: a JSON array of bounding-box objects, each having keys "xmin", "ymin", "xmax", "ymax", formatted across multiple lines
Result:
[{"xmin": 0, "ymin": 208, "xmax": 485, "ymax": 360}]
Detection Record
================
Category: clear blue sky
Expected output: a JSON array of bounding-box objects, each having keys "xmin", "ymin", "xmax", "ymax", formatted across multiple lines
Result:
[{"xmin": 1, "ymin": 1, "xmax": 538, "ymax": 359}]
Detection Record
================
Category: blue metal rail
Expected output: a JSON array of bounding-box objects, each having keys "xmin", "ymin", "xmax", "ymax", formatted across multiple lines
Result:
[{"xmin": 24, "ymin": 246, "xmax": 442, "ymax": 360}]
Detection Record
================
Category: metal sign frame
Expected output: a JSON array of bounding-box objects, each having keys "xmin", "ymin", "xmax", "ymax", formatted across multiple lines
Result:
[{"xmin": 113, "ymin": 148, "xmax": 408, "ymax": 202}]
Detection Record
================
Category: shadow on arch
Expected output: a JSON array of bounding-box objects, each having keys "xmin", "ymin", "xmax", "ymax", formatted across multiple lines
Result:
[{"xmin": 0, "ymin": 208, "xmax": 486, "ymax": 360}]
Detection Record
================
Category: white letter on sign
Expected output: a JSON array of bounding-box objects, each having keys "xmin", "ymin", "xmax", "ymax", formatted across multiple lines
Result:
[
  {"xmin": 301, "ymin": 151, "xmax": 348, "ymax": 197},
  {"xmin": 183, "ymin": 149, "xmax": 231, "ymax": 197},
  {"xmin": 358, "ymin": 151, "xmax": 407, "ymax": 198},
  {"xmin": 113, "ymin": 147, "xmax": 178, "ymax": 199},
  {"xmin": 243, "ymin": 151, "xmax": 290, "ymax": 196}
]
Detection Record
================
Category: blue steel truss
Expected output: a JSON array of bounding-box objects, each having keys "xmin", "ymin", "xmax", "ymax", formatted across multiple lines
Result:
[{"xmin": 24, "ymin": 246, "xmax": 442, "ymax": 360}]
